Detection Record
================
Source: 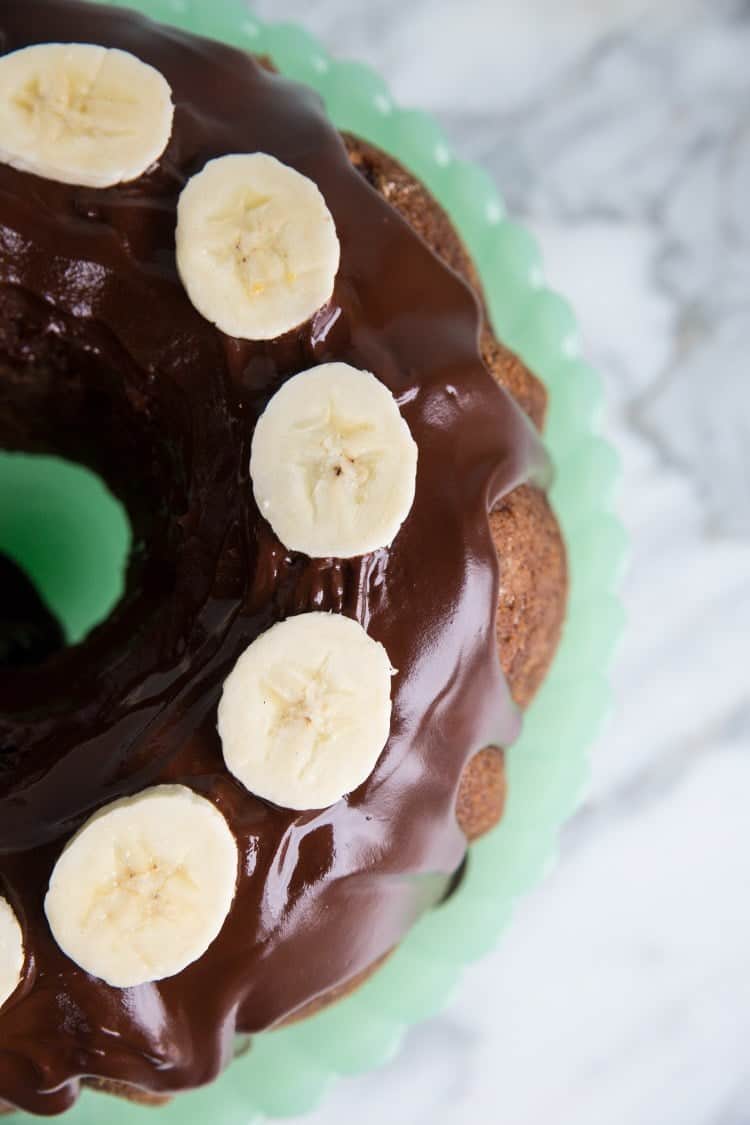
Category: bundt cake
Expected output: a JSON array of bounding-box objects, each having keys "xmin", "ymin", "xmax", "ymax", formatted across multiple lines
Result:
[{"xmin": 0, "ymin": 0, "xmax": 566, "ymax": 1114}]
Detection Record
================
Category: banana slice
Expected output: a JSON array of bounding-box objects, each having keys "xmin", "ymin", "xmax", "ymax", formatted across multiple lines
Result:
[
  {"xmin": 175, "ymin": 153, "xmax": 340, "ymax": 340},
  {"xmin": 217, "ymin": 612, "xmax": 393, "ymax": 810},
  {"xmin": 250, "ymin": 362, "xmax": 418, "ymax": 558},
  {"xmin": 0, "ymin": 897, "xmax": 24, "ymax": 1009},
  {"xmin": 44, "ymin": 785, "xmax": 238, "ymax": 988},
  {"xmin": 0, "ymin": 43, "xmax": 174, "ymax": 187}
]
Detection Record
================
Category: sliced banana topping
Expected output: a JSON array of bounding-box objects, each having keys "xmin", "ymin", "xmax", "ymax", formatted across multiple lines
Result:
[
  {"xmin": 0, "ymin": 897, "xmax": 24, "ymax": 1009},
  {"xmin": 0, "ymin": 43, "xmax": 174, "ymax": 187},
  {"xmin": 218, "ymin": 612, "xmax": 393, "ymax": 810},
  {"xmin": 44, "ymin": 785, "xmax": 238, "ymax": 988},
  {"xmin": 250, "ymin": 362, "xmax": 418, "ymax": 558},
  {"xmin": 175, "ymin": 153, "xmax": 340, "ymax": 340}
]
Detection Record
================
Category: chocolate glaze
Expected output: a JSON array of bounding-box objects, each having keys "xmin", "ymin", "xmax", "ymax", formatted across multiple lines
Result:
[
  {"xmin": 0, "ymin": 554, "xmax": 65, "ymax": 668},
  {"xmin": 0, "ymin": 0, "xmax": 547, "ymax": 1113}
]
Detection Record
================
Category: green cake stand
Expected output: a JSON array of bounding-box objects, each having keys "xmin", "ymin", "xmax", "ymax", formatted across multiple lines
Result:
[{"xmin": 5, "ymin": 1, "xmax": 626, "ymax": 1120}]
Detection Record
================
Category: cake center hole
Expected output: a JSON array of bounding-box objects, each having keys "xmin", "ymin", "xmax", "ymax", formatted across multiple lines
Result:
[{"xmin": 0, "ymin": 451, "xmax": 131, "ymax": 661}]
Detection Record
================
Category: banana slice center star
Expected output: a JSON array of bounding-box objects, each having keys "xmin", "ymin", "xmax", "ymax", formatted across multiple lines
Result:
[
  {"xmin": 293, "ymin": 404, "xmax": 381, "ymax": 515},
  {"xmin": 261, "ymin": 656, "xmax": 357, "ymax": 775},
  {"xmin": 13, "ymin": 66, "xmax": 136, "ymax": 143},
  {"xmin": 83, "ymin": 842, "xmax": 197, "ymax": 932},
  {"xmin": 206, "ymin": 191, "xmax": 292, "ymax": 297}
]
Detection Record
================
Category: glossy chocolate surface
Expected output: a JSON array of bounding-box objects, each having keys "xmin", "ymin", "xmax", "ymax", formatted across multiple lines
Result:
[
  {"xmin": 0, "ymin": 0, "xmax": 545, "ymax": 1112},
  {"xmin": 0, "ymin": 554, "xmax": 64, "ymax": 668}
]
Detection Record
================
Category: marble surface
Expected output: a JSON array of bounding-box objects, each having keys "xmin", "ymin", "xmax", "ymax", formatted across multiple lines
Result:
[{"xmin": 248, "ymin": 1, "xmax": 750, "ymax": 1122}]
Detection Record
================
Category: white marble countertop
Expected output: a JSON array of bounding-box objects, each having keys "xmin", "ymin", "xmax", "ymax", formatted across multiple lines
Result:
[{"xmin": 249, "ymin": 1, "xmax": 750, "ymax": 1121}]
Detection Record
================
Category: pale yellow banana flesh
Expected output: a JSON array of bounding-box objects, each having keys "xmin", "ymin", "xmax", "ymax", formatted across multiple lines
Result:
[
  {"xmin": 0, "ymin": 897, "xmax": 24, "ymax": 1010},
  {"xmin": 44, "ymin": 786, "xmax": 238, "ymax": 988},
  {"xmin": 0, "ymin": 43, "xmax": 174, "ymax": 187},
  {"xmin": 218, "ymin": 612, "xmax": 393, "ymax": 810},
  {"xmin": 176, "ymin": 152, "xmax": 340, "ymax": 341},
  {"xmin": 250, "ymin": 362, "xmax": 418, "ymax": 558}
]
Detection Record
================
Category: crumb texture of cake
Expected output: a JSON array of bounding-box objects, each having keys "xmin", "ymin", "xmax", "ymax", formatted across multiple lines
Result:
[{"xmin": 0, "ymin": 0, "xmax": 566, "ymax": 1115}]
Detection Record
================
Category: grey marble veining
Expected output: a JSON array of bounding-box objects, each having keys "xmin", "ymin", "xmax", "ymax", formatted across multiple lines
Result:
[{"xmin": 248, "ymin": 1, "xmax": 750, "ymax": 1122}]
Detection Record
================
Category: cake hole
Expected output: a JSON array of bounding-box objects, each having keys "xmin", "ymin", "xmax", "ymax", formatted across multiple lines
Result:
[{"xmin": 0, "ymin": 451, "xmax": 131, "ymax": 654}]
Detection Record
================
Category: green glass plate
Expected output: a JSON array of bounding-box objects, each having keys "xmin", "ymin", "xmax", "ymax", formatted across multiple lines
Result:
[
  {"xmin": 6, "ymin": 1, "xmax": 625, "ymax": 1120},
  {"xmin": 0, "ymin": 452, "xmax": 131, "ymax": 644}
]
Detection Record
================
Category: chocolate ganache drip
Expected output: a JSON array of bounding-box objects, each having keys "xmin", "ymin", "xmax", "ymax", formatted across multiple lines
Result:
[{"xmin": 0, "ymin": 0, "xmax": 546, "ymax": 1113}]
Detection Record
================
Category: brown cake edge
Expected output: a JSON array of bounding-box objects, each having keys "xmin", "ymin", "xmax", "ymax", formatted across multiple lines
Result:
[{"xmin": 276, "ymin": 139, "xmax": 568, "ymax": 1026}]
